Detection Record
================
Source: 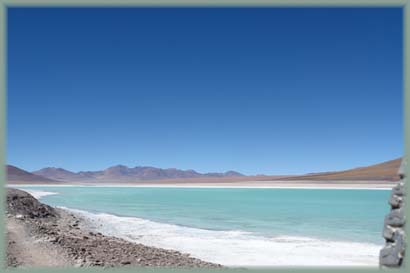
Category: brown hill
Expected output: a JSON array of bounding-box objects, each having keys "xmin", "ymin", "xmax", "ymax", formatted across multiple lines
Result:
[
  {"xmin": 276, "ymin": 158, "xmax": 402, "ymax": 182},
  {"xmin": 7, "ymin": 165, "xmax": 57, "ymax": 183}
]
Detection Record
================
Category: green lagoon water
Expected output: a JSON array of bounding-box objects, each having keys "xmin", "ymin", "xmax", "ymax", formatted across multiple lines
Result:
[{"xmin": 15, "ymin": 186, "xmax": 390, "ymax": 266}]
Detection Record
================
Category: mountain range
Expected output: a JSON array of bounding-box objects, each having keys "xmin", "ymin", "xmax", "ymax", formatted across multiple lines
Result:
[
  {"xmin": 6, "ymin": 157, "xmax": 402, "ymax": 184},
  {"xmin": 15, "ymin": 165, "xmax": 244, "ymax": 182}
]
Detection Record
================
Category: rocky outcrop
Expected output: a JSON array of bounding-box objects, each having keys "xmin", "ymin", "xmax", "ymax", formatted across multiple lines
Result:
[
  {"xmin": 6, "ymin": 188, "xmax": 58, "ymax": 219},
  {"xmin": 380, "ymin": 160, "xmax": 406, "ymax": 267}
]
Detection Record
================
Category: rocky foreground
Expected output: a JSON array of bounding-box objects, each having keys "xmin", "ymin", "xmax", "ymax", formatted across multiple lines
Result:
[
  {"xmin": 379, "ymin": 161, "xmax": 406, "ymax": 268},
  {"xmin": 6, "ymin": 188, "xmax": 222, "ymax": 268}
]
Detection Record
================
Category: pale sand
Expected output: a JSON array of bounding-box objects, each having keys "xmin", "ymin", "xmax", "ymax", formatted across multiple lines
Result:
[
  {"xmin": 7, "ymin": 217, "xmax": 73, "ymax": 267},
  {"xmin": 8, "ymin": 180, "xmax": 394, "ymax": 190}
]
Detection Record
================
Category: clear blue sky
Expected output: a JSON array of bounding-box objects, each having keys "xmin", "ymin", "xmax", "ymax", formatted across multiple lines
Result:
[{"xmin": 7, "ymin": 7, "xmax": 403, "ymax": 175}]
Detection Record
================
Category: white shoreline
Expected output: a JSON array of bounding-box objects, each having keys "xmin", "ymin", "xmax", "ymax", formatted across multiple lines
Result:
[
  {"xmin": 7, "ymin": 183, "xmax": 393, "ymax": 190},
  {"xmin": 61, "ymin": 206, "xmax": 382, "ymax": 267},
  {"xmin": 8, "ymin": 186, "xmax": 384, "ymax": 266}
]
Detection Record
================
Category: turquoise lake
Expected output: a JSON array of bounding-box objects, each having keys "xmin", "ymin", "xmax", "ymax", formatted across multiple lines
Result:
[{"xmin": 14, "ymin": 186, "xmax": 391, "ymax": 266}]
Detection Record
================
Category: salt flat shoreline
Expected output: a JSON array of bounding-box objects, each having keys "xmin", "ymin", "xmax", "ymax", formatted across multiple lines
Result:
[
  {"xmin": 8, "ymin": 180, "xmax": 395, "ymax": 190},
  {"xmin": 7, "ymin": 184, "xmax": 388, "ymax": 267},
  {"xmin": 6, "ymin": 188, "xmax": 222, "ymax": 268}
]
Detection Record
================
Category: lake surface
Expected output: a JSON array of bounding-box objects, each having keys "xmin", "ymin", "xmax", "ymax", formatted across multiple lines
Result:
[{"xmin": 16, "ymin": 186, "xmax": 390, "ymax": 266}]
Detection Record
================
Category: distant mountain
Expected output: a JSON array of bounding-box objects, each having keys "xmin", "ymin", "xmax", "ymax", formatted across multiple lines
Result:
[
  {"xmin": 277, "ymin": 158, "xmax": 402, "ymax": 182},
  {"xmin": 9, "ymin": 157, "xmax": 402, "ymax": 184},
  {"xmin": 33, "ymin": 167, "xmax": 93, "ymax": 181},
  {"xmin": 7, "ymin": 165, "xmax": 56, "ymax": 183},
  {"xmin": 204, "ymin": 170, "xmax": 244, "ymax": 177},
  {"xmin": 33, "ymin": 165, "xmax": 245, "ymax": 182}
]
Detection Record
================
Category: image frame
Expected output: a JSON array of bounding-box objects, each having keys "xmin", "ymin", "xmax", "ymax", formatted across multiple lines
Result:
[{"xmin": 0, "ymin": 0, "xmax": 408, "ymax": 272}]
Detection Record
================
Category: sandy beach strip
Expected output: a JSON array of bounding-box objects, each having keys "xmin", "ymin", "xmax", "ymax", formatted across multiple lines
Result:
[{"xmin": 7, "ymin": 180, "xmax": 395, "ymax": 190}]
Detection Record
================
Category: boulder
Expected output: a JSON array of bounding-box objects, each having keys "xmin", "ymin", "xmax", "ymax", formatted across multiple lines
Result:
[
  {"xmin": 380, "ymin": 243, "xmax": 401, "ymax": 267},
  {"xmin": 389, "ymin": 192, "xmax": 403, "ymax": 208},
  {"xmin": 383, "ymin": 225, "xmax": 395, "ymax": 241},
  {"xmin": 6, "ymin": 188, "xmax": 58, "ymax": 219},
  {"xmin": 384, "ymin": 208, "xmax": 405, "ymax": 227},
  {"xmin": 391, "ymin": 182, "xmax": 405, "ymax": 196}
]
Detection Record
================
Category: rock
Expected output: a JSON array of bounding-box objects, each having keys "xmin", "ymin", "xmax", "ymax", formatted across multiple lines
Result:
[
  {"xmin": 392, "ymin": 229, "xmax": 406, "ymax": 255},
  {"xmin": 384, "ymin": 208, "xmax": 405, "ymax": 227},
  {"xmin": 391, "ymin": 182, "xmax": 405, "ymax": 196},
  {"xmin": 7, "ymin": 189, "xmax": 58, "ymax": 219},
  {"xmin": 380, "ymin": 243, "xmax": 403, "ymax": 267},
  {"xmin": 389, "ymin": 193, "xmax": 403, "ymax": 208},
  {"xmin": 380, "ymin": 163, "xmax": 406, "ymax": 269},
  {"xmin": 382, "ymin": 227, "xmax": 405, "ymax": 261},
  {"xmin": 383, "ymin": 225, "xmax": 396, "ymax": 241}
]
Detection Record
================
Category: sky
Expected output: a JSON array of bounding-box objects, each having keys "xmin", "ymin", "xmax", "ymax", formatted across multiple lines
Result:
[{"xmin": 7, "ymin": 7, "xmax": 403, "ymax": 175}]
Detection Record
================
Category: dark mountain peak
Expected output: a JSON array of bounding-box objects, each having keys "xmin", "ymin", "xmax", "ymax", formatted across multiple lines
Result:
[
  {"xmin": 106, "ymin": 164, "xmax": 128, "ymax": 170},
  {"xmin": 7, "ymin": 165, "xmax": 32, "ymax": 176},
  {"xmin": 203, "ymin": 170, "xmax": 244, "ymax": 177},
  {"xmin": 36, "ymin": 167, "xmax": 75, "ymax": 174},
  {"xmin": 7, "ymin": 165, "xmax": 56, "ymax": 183},
  {"xmin": 103, "ymin": 165, "xmax": 132, "ymax": 177},
  {"xmin": 33, "ymin": 167, "xmax": 79, "ymax": 181},
  {"xmin": 223, "ymin": 171, "xmax": 244, "ymax": 177}
]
